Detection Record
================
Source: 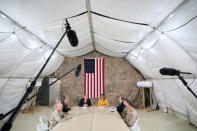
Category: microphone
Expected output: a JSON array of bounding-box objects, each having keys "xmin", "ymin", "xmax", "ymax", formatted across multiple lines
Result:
[
  {"xmin": 75, "ymin": 64, "xmax": 81, "ymax": 77},
  {"xmin": 160, "ymin": 68, "xmax": 192, "ymax": 76},
  {"xmin": 66, "ymin": 19, "xmax": 78, "ymax": 47}
]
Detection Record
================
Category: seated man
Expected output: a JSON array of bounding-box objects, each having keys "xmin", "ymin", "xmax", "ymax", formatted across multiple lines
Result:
[
  {"xmin": 97, "ymin": 94, "xmax": 109, "ymax": 107},
  {"xmin": 78, "ymin": 94, "xmax": 91, "ymax": 107},
  {"xmin": 62, "ymin": 96, "xmax": 71, "ymax": 113},
  {"xmin": 122, "ymin": 99, "xmax": 138, "ymax": 127},
  {"xmin": 117, "ymin": 96, "xmax": 125, "ymax": 114},
  {"xmin": 49, "ymin": 103, "xmax": 72, "ymax": 130},
  {"xmin": 52, "ymin": 98, "xmax": 61, "ymax": 112}
]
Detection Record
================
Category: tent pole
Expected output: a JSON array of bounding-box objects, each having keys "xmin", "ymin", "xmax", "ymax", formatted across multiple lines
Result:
[
  {"xmin": 177, "ymin": 74, "xmax": 197, "ymax": 99},
  {"xmin": 86, "ymin": 0, "xmax": 96, "ymax": 50}
]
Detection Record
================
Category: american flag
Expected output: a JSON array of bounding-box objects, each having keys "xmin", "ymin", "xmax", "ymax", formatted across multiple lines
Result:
[{"xmin": 84, "ymin": 58, "xmax": 104, "ymax": 98}]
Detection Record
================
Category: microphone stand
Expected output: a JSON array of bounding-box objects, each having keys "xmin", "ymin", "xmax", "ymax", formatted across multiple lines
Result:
[
  {"xmin": 0, "ymin": 65, "xmax": 78, "ymax": 121},
  {"xmin": 177, "ymin": 74, "xmax": 197, "ymax": 99},
  {"xmin": 0, "ymin": 27, "xmax": 68, "ymax": 131}
]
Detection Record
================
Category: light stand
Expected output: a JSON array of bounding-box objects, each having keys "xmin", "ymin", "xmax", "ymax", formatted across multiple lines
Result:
[
  {"xmin": 177, "ymin": 74, "xmax": 197, "ymax": 99},
  {"xmin": 0, "ymin": 21, "xmax": 70, "ymax": 131},
  {"xmin": 0, "ymin": 64, "xmax": 81, "ymax": 121}
]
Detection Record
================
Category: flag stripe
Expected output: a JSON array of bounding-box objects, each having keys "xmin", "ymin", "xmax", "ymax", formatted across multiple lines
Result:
[
  {"xmin": 98, "ymin": 59, "xmax": 100, "ymax": 98},
  {"xmin": 87, "ymin": 74, "xmax": 89, "ymax": 97},
  {"xmin": 84, "ymin": 58, "xmax": 104, "ymax": 98},
  {"xmin": 86, "ymin": 74, "xmax": 88, "ymax": 94},
  {"xmin": 84, "ymin": 71, "xmax": 86, "ymax": 95},
  {"xmin": 101, "ymin": 58, "xmax": 103, "ymax": 94},
  {"xmin": 103, "ymin": 58, "xmax": 105, "ymax": 94},
  {"xmin": 94, "ymin": 73, "xmax": 95, "ymax": 98},
  {"xmin": 92, "ymin": 74, "xmax": 94, "ymax": 98},
  {"xmin": 89, "ymin": 74, "xmax": 92, "ymax": 98},
  {"xmin": 96, "ymin": 59, "xmax": 98, "ymax": 98},
  {"xmin": 100, "ymin": 58, "xmax": 101, "ymax": 98},
  {"xmin": 89, "ymin": 74, "xmax": 91, "ymax": 98}
]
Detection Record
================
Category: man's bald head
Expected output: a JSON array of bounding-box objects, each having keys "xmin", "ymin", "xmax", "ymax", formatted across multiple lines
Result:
[{"xmin": 56, "ymin": 103, "xmax": 63, "ymax": 112}]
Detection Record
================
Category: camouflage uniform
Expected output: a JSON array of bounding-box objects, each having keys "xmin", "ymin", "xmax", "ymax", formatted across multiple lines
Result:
[
  {"xmin": 49, "ymin": 109, "xmax": 71, "ymax": 130},
  {"xmin": 124, "ymin": 108, "xmax": 138, "ymax": 127},
  {"xmin": 121, "ymin": 106, "xmax": 128, "ymax": 119}
]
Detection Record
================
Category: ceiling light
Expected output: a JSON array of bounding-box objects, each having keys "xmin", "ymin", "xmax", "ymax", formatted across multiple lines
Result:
[
  {"xmin": 10, "ymin": 34, "xmax": 16, "ymax": 39},
  {"xmin": 1, "ymin": 14, "xmax": 6, "ymax": 19},
  {"xmin": 39, "ymin": 47, "xmax": 43, "ymax": 52},
  {"xmin": 169, "ymin": 14, "xmax": 174, "ymax": 19}
]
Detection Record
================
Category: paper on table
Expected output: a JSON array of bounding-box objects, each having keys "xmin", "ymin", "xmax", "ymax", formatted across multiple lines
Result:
[{"xmin": 109, "ymin": 106, "xmax": 116, "ymax": 111}]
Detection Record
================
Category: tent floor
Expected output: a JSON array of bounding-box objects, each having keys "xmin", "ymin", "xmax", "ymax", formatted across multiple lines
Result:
[
  {"xmin": 0, "ymin": 106, "xmax": 196, "ymax": 131},
  {"xmin": 138, "ymin": 109, "xmax": 196, "ymax": 131}
]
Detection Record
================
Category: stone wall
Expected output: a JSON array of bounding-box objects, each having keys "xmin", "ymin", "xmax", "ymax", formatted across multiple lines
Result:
[{"xmin": 55, "ymin": 51, "xmax": 143, "ymax": 108}]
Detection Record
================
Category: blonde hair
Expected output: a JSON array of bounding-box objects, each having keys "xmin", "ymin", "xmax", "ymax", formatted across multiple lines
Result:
[{"xmin": 101, "ymin": 94, "xmax": 105, "ymax": 100}]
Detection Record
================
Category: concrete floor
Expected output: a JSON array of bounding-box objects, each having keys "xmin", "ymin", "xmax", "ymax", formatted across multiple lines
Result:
[
  {"xmin": 0, "ymin": 106, "xmax": 51, "ymax": 131},
  {"xmin": 138, "ymin": 110, "xmax": 197, "ymax": 131},
  {"xmin": 0, "ymin": 106, "xmax": 196, "ymax": 131}
]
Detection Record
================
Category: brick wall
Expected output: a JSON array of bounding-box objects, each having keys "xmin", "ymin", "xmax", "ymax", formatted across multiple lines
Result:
[{"xmin": 55, "ymin": 51, "xmax": 143, "ymax": 108}]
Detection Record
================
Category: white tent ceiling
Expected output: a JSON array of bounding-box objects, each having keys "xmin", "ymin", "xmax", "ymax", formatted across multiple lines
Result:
[{"xmin": 0, "ymin": 0, "xmax": 197, "ymax": 126}]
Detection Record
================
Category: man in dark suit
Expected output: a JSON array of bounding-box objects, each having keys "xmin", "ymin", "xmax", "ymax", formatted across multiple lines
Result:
[
  {"xmin": 79, "ymin": 94, "xmax": 91, "ymax": 107},
  {"xmin": 62, "ymin": 96, "xmax": 71, "ymax": 113},
  {"xmin": 117, "ymin": 96, "xmax": 125, "ymax": 114}
]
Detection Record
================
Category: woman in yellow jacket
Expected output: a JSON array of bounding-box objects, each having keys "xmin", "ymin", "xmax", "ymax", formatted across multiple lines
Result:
[{"xmin": 97, "ymin": 94, "xmax": 109, "ymax": 107}]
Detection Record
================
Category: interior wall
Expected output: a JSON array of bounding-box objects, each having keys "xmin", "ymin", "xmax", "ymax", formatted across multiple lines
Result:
[{"xmin": 55, "ymin": 51, "xmax": 143, "ymax": 107}]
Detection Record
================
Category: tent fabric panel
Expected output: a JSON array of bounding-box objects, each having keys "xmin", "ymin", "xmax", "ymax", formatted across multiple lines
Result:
[
  {"xmin": 41, "ymin": 52, "xmax": 64, "ymax": 76},
  {"xmin": 0, "ymin": 37, "xmax": 32, "ymax": 77},
  {"xmin": 92, "ymin": 14, "xmax": 152, "ymax": 43},
  {"xmin": 126, "ymin": 47, "xmax": 164, "ymax": 78},
  {"xmin": 159, "ymin": 0, "xmax": 197, "ymax": 63},
  {"xmin": 0, "ymin": 78, "xmax": 28, "ymax": 115},
  {"xmin": 0, "ymin": 0, "xmax": 87, "ymax": 27},
  {"xmin": 153, "ymin": 79, "xmax": 188, "ymax": 116},
  {"xmin": 27, "ymin": 14, "xmax": 91, "ymax": 49},
  {"xmin": 95, "ymin": 43, "xmax": 126, "ymax": 57},
  {"xmin": 57, "ymin": 33, "xmax": 92, "ymax": 52},
  {"xmin": 94, "ymin": 34, "xmax": 135, "ymax": 53},
  {"xmin": 149, "ymin": 79, "xmax": 167, "ymax": 112},
  {"xmin": 61, "ymin": 44, "xmax": 94, "ymax": 57},
  {"xmin": 148, "ymin": 36, "xmax": 197, "ymax": 75},
  {"xmin": 10, "ymin": 50, "xmax": 45, "ymax": 77},
  {"xmin": 91, "ymin": 0, "xmax": 183, "ymax": 26},
  {"xmin": 176, "ymin": 79, "xmax": 197, "ymax": 126}
]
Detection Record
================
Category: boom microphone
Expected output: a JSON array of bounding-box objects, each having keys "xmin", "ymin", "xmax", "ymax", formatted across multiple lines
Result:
[
  {"xmin": 160, "ymin": 68, "xmax": 192, "ymax": 76},
  {"xmin": 66, "ymin": 19, "xmax": 78, "ymax": 47},
  {"xmin": 75, "ymin": 64, "xmax": 81, "ymax": 77}
]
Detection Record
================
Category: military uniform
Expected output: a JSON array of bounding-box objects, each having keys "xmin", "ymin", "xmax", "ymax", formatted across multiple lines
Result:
[
  {"xmin": 123, "ymin": 108, "xmax": 138, "ymax": 127},
  {"xmin": 49, "ymin": 109, "xmax": 71, "ymax": 130},
  {"xmin": 121, "ymin": 106, "xmax": 128, "ymax": 119}
]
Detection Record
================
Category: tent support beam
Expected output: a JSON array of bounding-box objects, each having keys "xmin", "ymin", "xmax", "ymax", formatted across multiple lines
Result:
[
  {"xmin": 0, "ymin": 11, "xmax": 64, "ymax": 56},
  {"xmin": 86, "ymin": 0, "xmax": 96, "ymax": 50},
  {"xmin": 125, "ymin": 0, "xmax": 188, "ymax": 57}
]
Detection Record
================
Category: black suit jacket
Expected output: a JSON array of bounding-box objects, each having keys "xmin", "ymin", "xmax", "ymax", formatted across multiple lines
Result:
[
  {"xmin": 78, "ymin": 98, "xmax": 91, "ymax": 107},
  {"xmin": 117, "ymin": 101, "xmax": 125, "ymax": 114},
  {"xmin": 62, "ymin": 102, "xmax": 71, "ymax": 112}
]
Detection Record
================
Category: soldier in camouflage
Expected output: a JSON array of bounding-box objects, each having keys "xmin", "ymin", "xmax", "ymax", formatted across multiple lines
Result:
[
  {"xmin": 49, "ymin": 102, "xmax": 72, "ymax": 130},
  {"xmin": 122, "ymin": 99, "xmax": 138, "ymax": 127}
]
